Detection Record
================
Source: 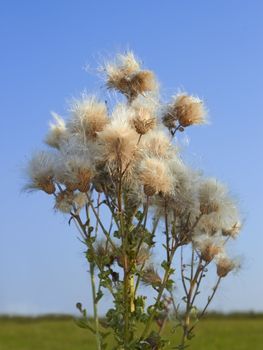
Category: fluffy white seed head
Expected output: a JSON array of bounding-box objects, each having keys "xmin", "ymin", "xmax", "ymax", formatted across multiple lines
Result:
[
  {"xmin": 215, "ymin": 255, "xmax": 238, "ymax": 278},
  {"xmin": 141, "ymin": 265, "xmax": 162, "ymax": 287},
  {"xmin": 193, "ymin": 234, "xmax": 224, "ymax": 262},
  {"xmin": 68, "ymin": 95, "xmax": 108, "ymax": 141},
  {"xmin": 131, "ymin": 106, "xmax": 156, "ymax": 135},
  {"xmin": 96, "ymin": 104, "xmax": 139, "ymax": 174},
  {"xmin": 53, "ymin": 137, "xmax": 95, "ymax": 192},
  {"xmin": 105, "ymin": 52, "xmax": 157, "ymax": 102},
  {"xmin": 168, "ymin": 160, "xmax": 201, "ymax": 222},
  {"xmin": 106, "ymin": 52, "xmax": 140, "ymax": 78},
  {"xmin": 56, "ymin": 152, "xmax": 94, "ymax": 192},
  {"xmin": 25, "ymin": 151, "xmax": 56, "ymax": 194},
  {"xmin": 139, "ymin": 157, "xmax": 173, "ymax": 196},
  {"xmin": 197, "ymin": 178, "xmax": 241, "ymax": 236},
  {"xmin": 54, "ymin": 191, "xmax": 87, "ymax": 213},
  {"xmin": 162, "ymin": 93, "xmax": 207, "ymax": 129},
  {"xmin": 140, "ymin": 130, "xmax": 173, "ymax": 159},
  {"xmin": 45, "ymin": 112, "xmax": 67, "ymax": 149},
  {"xmin": 199, "ymin": 178, "xmax": 226, "ymax": 215}
]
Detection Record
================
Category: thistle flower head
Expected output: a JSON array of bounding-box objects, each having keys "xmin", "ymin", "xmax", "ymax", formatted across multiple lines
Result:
[
  {"xmin": 105, "ymin": 52, "xmax": 157, "ymax": 102},
  {"xmin": 55, "ymin": 147, "xmax": 94, "ymax": 192},
  {"xmin": 45, "ymin": 112, "xmax": 67, "ymax": 149},
  {"xmin": 131, "ymin": 106, "xmax": 156, "ymax": 135},
  {"xmin": 141, "ymin": 265, "xmax": 162, "ymax": 287},
  {"xmin": 193, "ymin": 235, "xmax": 224, "ymax": 262},
  {"xmin": 97, "ymin": 104, "xmax": 139, "ymax": 174},
  {"xmin": 162, "ymin": 93, "xmax": 206, "ymax": 128},
  {"xmin": 106, "ymin": 52, "xmax": 140, "ymax": 77},
  {"xmin": 167, "ymin": 160, "xmax": 200, "ymax": 222},
  {"xmin": 65, "ymin": 157, "xmax": 93, "ymax": 192},
  {"xmin": 135, "ymin": 246, "xmax": 151, "ymax": 265},
  {"xmin": 199, "ymin": 179, "xmax": 225, "ymax": 215},
  {"xmin": 25, "ymin": 151, "xmax": 56, "ymax": 194},
  {"xmin": 92, "ymin": 240, "xmax": 115, "ymax": 267},
  {"xmin": 124, "ymin": 182, "xmax": 145, "ymax": 212},
  {"xmin": 73, "ymin": 192, "xmax": 88, "ymax": 209},
  {"xmin": 54, "ymin": 190, "xmax": 86, "ymax": 213},
  {"xmin": 139, "ymin": 157, "xmax": 173, "ymax": 196},
  {"xmin": 68, "ymin": 95, "xmax": 108, "ymax": 141},
  {"xmin": 222, "ymin": 221, "xmax": 242, "ymax": 238},
  {"xmin": 197, "ymin": 178, "xmax": 240, "ymax": 236},
  {"xmin": 140, "ymin": 130, "xmax": 173, "ymax": 159},
  {"xmin": 216, "ymin": 255, "xmax": 237, "ymax": 277}
]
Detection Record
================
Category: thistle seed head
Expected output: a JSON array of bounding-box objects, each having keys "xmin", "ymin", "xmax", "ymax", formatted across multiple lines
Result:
[
  {"xmin": 216, "ymin": 257, "xmax": 236, "ymax": 277},
  {"xmin": 162, "ymin": 93, "xmax": 206, "ymax": 129},
  {"xmin": 68, "ymin": 95, "xmax": 108, "ymax": 140},
  {"xmin": 105, "ymin": 52, "xmax": 157, "ymax": 102},
  {"xmin": 45, "ymin": 112, "xmax": 67, "ymax": 149},
  {"xmin": 25, "ymin": 151, "xmax": 56, "ymax": 195},
  {"xmin": 139, "ymin": 157, "xmax": 173, "ymax": 196},
  {"xmin": 132, "ymin": 107, "xmax": 156, "ymax": 135}
]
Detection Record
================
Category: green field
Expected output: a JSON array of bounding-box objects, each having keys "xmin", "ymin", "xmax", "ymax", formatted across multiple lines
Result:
[{"xmin": 0, "ymin": 315, "xmax": 263, "ymax": 350}]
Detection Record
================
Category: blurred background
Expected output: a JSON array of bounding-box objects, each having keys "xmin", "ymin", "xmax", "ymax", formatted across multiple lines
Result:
[{"xmin": 0, "ymin": 0, "xmax": 262, "ymax": 326}]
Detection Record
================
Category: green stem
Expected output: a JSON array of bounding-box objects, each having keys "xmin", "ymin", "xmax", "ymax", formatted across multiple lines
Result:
[
  {"xmin": 70, "ymin": 209, "xmax": 102, "ymax": 350},
  {"xmin": 85, "ymin": 193, "xmax": 118, "ymax": 252},
  {"xmin": 90, "ymin": 262, "xmax": 101, "ymax": 350},
  {"xmin": 116, "ymin": 162, "xmax": 131, "ymax": 348},
  {"xmin": 180, "ymin": 256, "xmax": 203, "ymax": 348},
  {"xmin": 140, "ymin": 246, "xmax": 178, "ymax": 340}
]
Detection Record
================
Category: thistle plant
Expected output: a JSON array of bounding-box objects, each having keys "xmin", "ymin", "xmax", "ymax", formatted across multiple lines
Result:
[{"xmin": 25, "ymin": 52, "xmax": 242, "ymax": 349}]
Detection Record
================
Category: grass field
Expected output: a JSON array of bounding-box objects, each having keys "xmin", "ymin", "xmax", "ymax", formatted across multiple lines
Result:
[{"xmin": 0, "ymin": 315, "xmax": 263, "ymax": 350}]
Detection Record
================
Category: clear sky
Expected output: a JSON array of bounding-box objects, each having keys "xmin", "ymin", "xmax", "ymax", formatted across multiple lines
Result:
[{"xmin": 0, "ymin": 0, "xmax": 262, "ymax": 315}]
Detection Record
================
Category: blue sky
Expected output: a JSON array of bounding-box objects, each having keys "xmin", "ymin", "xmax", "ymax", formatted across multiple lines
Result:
[{"xmin": 0, "ymin": 0, "xmax": 262, "ymax": 315}]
